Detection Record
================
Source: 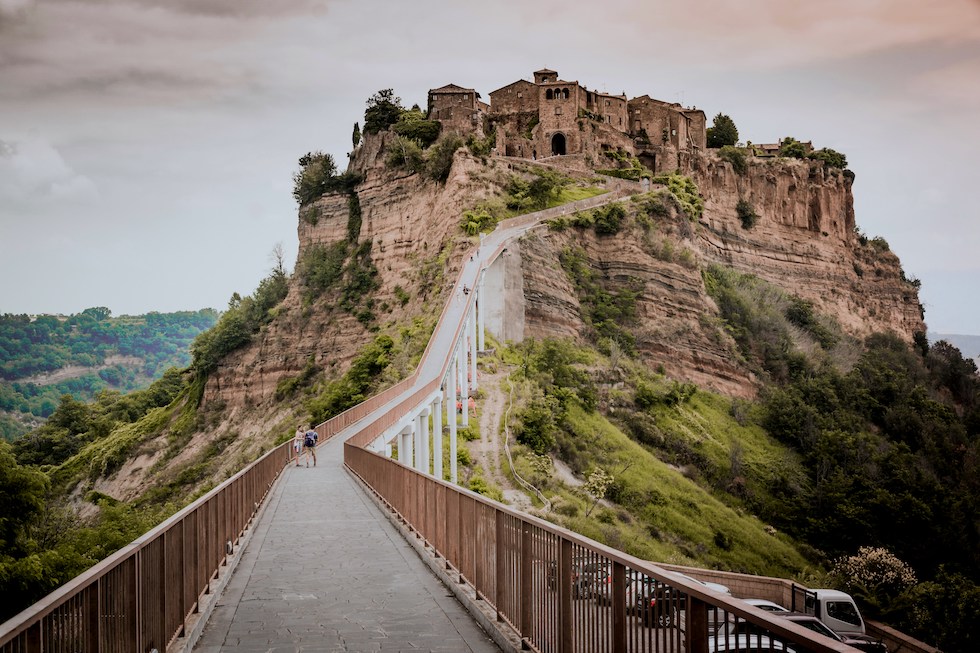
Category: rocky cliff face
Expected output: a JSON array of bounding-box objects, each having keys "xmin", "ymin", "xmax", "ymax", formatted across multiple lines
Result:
[
  {"xmin": 201, "ymin": 134, "xmax": 502, "ymax": 417},
  {"xmin": 207, "ymin": 145, "xmax": 923, "ymax": 414},
  {"xmin": 693, "ymin": 156, "xmax": 923, "ymax": 340},
  {"xmin": 517, "ymin": 154, "xmax": 924, "ymax": 396}
]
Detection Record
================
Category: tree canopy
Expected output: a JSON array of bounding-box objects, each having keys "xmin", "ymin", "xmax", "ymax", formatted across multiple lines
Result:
[
  {"xmin": 363, "ymin": 89, "xmax": 404, "ymax": 135},
  {"xmin": 706, "ymin": 113, "xmax": 739, "ymax": 148}
]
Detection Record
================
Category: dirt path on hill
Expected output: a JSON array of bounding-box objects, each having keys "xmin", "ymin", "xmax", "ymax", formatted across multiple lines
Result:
[{"xmin": 473, "ymin": 366, "xmax": 532, "ymax": 511}]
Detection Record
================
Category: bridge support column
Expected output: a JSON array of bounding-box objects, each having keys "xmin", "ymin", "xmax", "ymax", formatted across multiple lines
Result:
[
  {"xmin": 469, "ymin": 303, "xmax": 478, "ymax": 392},
  {"xmin": 399, "ymin": 426, "xmax": 413, "ymax": 467},
  {"xmin": 418, "ymin": 407, "xmax": 430, "ymax": 475},
  {"xmin": 477, "ymin": 273, "xmax": 486, "ymax": 352},
  {"xmin": 432, "ymin": 395, "xmax": 443, "ymax": 480},
  {"xmin": 449, "ymin": 361, "xmax": 459, "ymax": 484},
  {"xmin": 459, "ymin": 339, "xmax": 469, "ymax": 427}
]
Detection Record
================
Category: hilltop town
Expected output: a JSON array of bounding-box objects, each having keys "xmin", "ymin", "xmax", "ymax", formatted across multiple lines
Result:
[{"xmin": 429, "ymin": 67, "xmax": 706, "ymax": 173}]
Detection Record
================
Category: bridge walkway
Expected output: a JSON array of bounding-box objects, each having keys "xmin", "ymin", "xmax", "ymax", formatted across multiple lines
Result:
[{"xmin": 192, "ymin": 434, "xmax": 500, "ymax": 653}]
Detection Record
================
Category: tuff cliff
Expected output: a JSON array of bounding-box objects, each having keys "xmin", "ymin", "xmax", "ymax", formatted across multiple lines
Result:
[
  {"xmin": 199, "ymin": 134, "xmax": 922, "ymax": 416},
  {"xmin": 516, "ymin": 154, "xmax": 924, "ymax": 396}
]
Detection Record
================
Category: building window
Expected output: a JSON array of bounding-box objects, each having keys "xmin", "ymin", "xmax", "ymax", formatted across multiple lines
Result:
[
  {"xmin": 555, "ymin": 107, "xmax": 562, "ymax": 115},
  {"xmin": 562, "ymin": 88, "xmax": 569, "ymax": 99},
  {"xmin": 635, "ymin": 109, "xmax": 640, "ymax": 115},
  {"xmin": 546, "ymin": 89, "xmax": 554, "ymax": 100},
  {"xmin": 605, "ymin": 100, "xmax": 610, "ymax": 106},
  {"xmin": 518, "ymin": 92, "xmax": 522, "ymax": 98}
]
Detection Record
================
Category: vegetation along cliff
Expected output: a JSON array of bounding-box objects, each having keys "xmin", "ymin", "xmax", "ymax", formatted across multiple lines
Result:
[{"xmin": 2, "ymin": 74, "xmax": 977, "ymax": 652}]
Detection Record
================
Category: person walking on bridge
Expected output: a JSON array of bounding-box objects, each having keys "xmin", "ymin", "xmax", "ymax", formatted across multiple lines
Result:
[
  {"xmin": 292, "ymin": 425, "xmax": 305, "ymax": 466},
  {"xmin": 302, "ymin": 427, "xmax": 318, "ymax": 467}
]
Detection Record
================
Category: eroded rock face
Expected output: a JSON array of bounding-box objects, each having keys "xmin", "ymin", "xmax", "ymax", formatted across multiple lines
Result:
[
  {"xmin": 207, "ymin": 147, "xmax": 923, "ymax": 414},
  {"xmin": 201, "ymin": 137, "xmax": 502, "ymax": 417},
  {"xmin": 694, "ymin": 156, "xmax": 923, "ymax": 341},
  {"xmin": 518, "ymin": 154, "xmax": 924, "ymax": 397}
]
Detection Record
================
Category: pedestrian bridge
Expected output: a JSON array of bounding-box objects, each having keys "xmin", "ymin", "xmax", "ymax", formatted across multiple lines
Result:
[{"xmin": 0, "ymin": 184, "xmax": 857, "ymax": 653}]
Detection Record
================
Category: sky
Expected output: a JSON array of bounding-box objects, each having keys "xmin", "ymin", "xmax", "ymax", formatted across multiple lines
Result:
[{"xmin": 1, "ymin": 0, "xmax": 978, "ymax": 334}]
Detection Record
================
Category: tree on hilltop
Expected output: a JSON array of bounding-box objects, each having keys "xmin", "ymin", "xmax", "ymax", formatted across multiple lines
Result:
[
  {"xmin": 707, "ymin": 113, "xmax": 739, "ymax": 148},
  {"xmin": 364, "ymin": 89, "xmax": 404, "ymax": 135}
]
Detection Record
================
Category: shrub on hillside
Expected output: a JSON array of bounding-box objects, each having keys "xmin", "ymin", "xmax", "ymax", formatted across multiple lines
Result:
[
  {"xmin": 736, "ymin": 198, "xmax": 758, "ymax": 229},
  {"xmin": 292, "ymin": 151, "xmax": 361, "ymax": 206},
  {"xmin": 718, "ymin": 145, "xmax": 748, "ymax": 174}
]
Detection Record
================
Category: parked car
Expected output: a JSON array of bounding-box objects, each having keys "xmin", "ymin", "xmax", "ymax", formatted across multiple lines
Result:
[
  {"xmin": 709, "ymin": 634, "xmax": 793, "ymax": 653},
  {"xmin": 742, "ymin": 598, "xmax": 790, "ymax": 613},
  {"xmin": 570, "ymin": 558, "xmax": 610, "ymax": 599},
  {"xmin": 634, "ymin": 572, "xmax": 732, "ymax": 628},
  {"xmin": 775, "ymin": 613, "xmax": 888, "ymax": 653},
  {"xmin": 712, "ymin": 611, "xmax": 888, "ymax": 653}
]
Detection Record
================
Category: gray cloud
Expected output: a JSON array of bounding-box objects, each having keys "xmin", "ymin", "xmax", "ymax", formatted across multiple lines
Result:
[
  {"xmin": 0, "ymin": 135, "xmax": 99, "ymax": 208},
  {"xmin": 51, "ymin": 0, "xmax": 330, "ymax": 17}
]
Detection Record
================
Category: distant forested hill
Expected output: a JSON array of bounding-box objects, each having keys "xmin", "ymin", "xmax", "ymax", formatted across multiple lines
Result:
[
  {"xmin": 930, "ymin": 332, "xmax": 980, "ymax": 363},
  {"xmin": 0, "ymin": 307, "xmax": 218, "ymax": 440}
]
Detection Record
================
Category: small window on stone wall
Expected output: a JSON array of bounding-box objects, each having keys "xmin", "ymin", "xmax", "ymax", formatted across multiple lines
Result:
[
  {"xmin": 562, "ymin": 88, "xmax": 569, "ymax": 99},
  {"xmin": 546, "ymin": 89, "xmax": 554, "ymax": 100},
  {"xmin": 518, "ymin": 92, "xmax": 522, "ymax": 98},
  {"xmin": 555, "ymin": 107, "xmax": 562, "ymax": 115}
]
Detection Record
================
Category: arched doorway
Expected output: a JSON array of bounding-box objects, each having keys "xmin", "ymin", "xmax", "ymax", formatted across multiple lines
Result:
[{"xmin": 551, "ymin": 133, "xmax": 566, "ymax": 156}]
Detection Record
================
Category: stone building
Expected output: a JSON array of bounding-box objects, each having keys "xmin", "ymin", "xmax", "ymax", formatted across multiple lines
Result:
[
  {"xmin": 427, "ymin": 84, "xmax": 487, "ymax": 136},
  {"xmin": 426, "ymin": 68, "xmax": 705, "ymax": 172}
]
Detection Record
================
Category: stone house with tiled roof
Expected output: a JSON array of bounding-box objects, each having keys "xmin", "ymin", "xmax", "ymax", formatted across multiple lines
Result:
[{"xmin": 425, "ymin": 68, "xmax": 705, "ymax": 173}]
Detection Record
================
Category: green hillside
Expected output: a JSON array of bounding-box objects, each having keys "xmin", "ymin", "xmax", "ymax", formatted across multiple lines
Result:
[{"xmin": 0, "ymin": 307, "xmax": 218, "ymax": 440}]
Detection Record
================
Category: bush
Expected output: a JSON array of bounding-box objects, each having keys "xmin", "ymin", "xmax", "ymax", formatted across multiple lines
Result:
[
  {"xmin": 809, "ymin": 147, "xmax": 848, "ymax": 169},
  {"xmin": 425, "ymin": 133, "xmax": 464, "ymax": 182},
  {"xmin": 506, "ymin": 169, "xmax": 569, "ymax": 211},
  {"xmin": 736, "ymin": 198, "xmax": 758, "ymax": 229},
  {"xmin": 392, "ymin": 109, "xmax": 441, "ymax": 147},
  {"xmin": 830, "ymin": 546, "xmax": 917, "ymax": 615},
  {"xmin": 593, "ymin": 203, "xmax": 626, "ymax": 236},
  {"xmin": 515, "ymin": 393, "xmax": 560, "ymax": 454},
  {"xmin": 718, "ymin": 146, "xmax": 748, "ymax": 174},
  {"xmin": 460, "ymin": 206, "xmax": 499, "ymax": 235},
  {"xmin": 386, "ymin": 135, "xmax": 425, "ymax": 173},
  {"xmin": 778, "ymin": 137, "xmax": 808, "ymax": 159},
  {"xmin": 292, "ymin": 152, "xmax": 361, "ymax": 206}
]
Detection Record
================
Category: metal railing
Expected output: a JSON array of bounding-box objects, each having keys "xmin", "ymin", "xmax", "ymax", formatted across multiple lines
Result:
[
  {"xmin": 340, "ymin": 185, "xmax": 858, "ymax": 652},
  {"xmin": 0, "ymin": 440, "xmax": 293, "ymax": 653},
  {"xmin": 346, "ymin": 445, "xmax": 855, "ymax": 653}
]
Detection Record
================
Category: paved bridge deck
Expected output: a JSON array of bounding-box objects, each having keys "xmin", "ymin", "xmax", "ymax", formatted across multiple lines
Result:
[{"xmin": 193, "ymin": 435, "xmax": 500, "ymax": 653}]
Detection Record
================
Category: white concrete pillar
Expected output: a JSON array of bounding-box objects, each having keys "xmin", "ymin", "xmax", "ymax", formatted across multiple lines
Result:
[
  {"xmin": 469, "ymin": 303, "xmax": 478, "ymax": 392},
  {"xmin": 400, "ymin": 427, "xmax": 413, "ymax": 467},
  {"xmin": 432, "ymin": 396, "xmax": 443, "ymax": 480},
  {"xmin": 458, "ymin": 338, "xmax": 469, "ymax": 427},
  {"xmin": 449, "ymin": 363, "xmax": 458, "ymax": 484},
  {"xmin": 419, "ymin": 408, "xmax": 430, "ymax": 475},
  {"xmin": 477, "ymin": 273, "xmax": 486, "ymax": 352}
]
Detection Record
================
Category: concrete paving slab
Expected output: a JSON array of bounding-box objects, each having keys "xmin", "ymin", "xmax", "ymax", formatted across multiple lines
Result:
[{"xmin": 193, "ymin": 437, "xmax": 500, "ymax": 653}]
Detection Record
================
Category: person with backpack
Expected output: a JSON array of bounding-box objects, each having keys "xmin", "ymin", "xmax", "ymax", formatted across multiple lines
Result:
[{"xmin": 302, "ymin": 428, "xmax": 318, "ymax": 467}]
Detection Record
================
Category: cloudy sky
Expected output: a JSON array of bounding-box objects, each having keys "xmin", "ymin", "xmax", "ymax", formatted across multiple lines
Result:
[{"xmin": 1, "ymin": 0, "xmax": 978, "ymax": 335}]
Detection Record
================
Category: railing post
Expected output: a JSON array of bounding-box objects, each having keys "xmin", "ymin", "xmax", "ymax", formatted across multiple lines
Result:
[
  {"xmin": 520, "ymin": 524, "xmax": 532, "ymax": 644},
  {"xmin": 558, "ymin": 538, "xmax": 573, "ymax": 653},
  {"xmin": 495, "ymin": 511, "xmax": 505, "ymax": 622},
  {"xmin": 86, "ymin": 580, "xmax": 101, "ymax": 651},
  {"xmin": 613, "ymin": 561, "xmax": 626, "ymax": 652},
  {"xmin": 686, "ymin": 596, "xmax": 709, "ymax": 653}
]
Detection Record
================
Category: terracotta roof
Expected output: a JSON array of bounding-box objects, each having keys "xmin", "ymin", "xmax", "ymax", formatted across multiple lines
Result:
[
  {"xmin": 534, "ymin": 68, "xmax": 558, "ymax": 74},
  {"xmin": 429, "ymin": 83, "xmax": 475, "ymax": 94}
]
